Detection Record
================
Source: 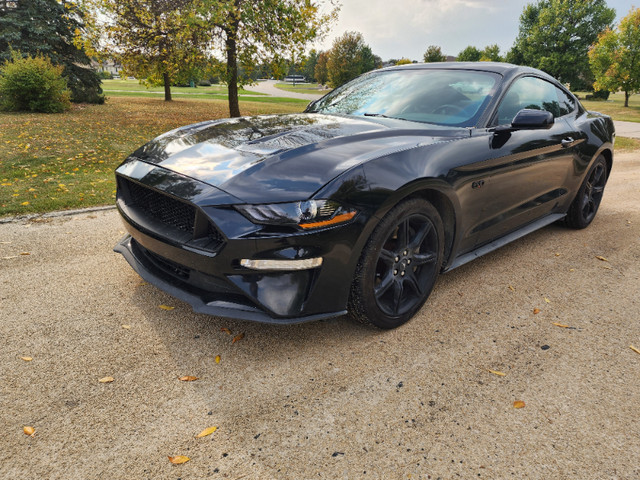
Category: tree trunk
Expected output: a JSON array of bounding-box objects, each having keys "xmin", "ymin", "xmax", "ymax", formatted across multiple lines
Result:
[
  {"xmin": 163, "ymin": 72, "xmax": 172, "ymax": 101},
  {"xmin": 225, "ymin": 28, "xmax": 240, "ymax": 117},
  {"xmin": 625, "ymin": 90, "xmax": 630, "ymax": 107}
]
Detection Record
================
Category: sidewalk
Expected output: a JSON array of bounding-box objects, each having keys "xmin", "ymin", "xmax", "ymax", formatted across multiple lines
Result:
[{"xmin": 614, "ymin": 120, "xmax": 640, "ymax": 139}]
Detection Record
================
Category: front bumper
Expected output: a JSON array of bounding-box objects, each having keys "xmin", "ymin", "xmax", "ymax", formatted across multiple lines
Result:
[{"xmin": 114, "ymin": 234, "xmax": 346, "ymax": 324}]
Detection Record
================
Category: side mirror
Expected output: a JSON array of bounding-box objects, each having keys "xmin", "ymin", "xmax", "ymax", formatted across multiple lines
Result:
[
  {"xmin": 494, "ymin": 108, "xmax": 554, "ymax": 133},
  {"xmin": 511, "ymin": 108, "xmax": 554, "ymax": 129}
]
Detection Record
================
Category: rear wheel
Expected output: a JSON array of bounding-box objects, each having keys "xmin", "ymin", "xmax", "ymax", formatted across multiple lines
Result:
[
  {"xmin": 565, "ymin": 155, "xmax": 608, "ymax": 229},
  {"xmin": 349, "ymin": 198, "xmax": 444, "ymax": 329}
]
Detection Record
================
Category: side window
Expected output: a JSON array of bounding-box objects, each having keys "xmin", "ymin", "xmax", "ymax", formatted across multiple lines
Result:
[{"xmin": 495, "ymin": 76, "xmax": 574, "ymax": 125}]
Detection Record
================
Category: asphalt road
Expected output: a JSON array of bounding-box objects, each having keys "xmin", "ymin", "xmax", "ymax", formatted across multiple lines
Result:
[{"xmin": 1, "ymin": 152, "xmax": 639, "ymax": 479}]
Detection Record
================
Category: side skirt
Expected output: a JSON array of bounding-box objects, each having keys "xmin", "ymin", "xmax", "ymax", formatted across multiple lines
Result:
[{"xmin": 446, "ymin": 213, "xmax": 566, "ymax": 272}]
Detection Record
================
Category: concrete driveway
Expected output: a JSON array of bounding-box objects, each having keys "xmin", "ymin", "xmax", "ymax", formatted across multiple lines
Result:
[
  {"xmin": 243, "ymin": 79, "xmax": 326, "ymax": 101},
  {"xmin": 1, "ymin": 152, "xmax": 639, "ymax": 479}
]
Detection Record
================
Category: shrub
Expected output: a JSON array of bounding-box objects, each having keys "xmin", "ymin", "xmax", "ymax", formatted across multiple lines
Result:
[
  {"xmin": 0, "ymin": 52, "xmax": 71, "ymax": 113},
  {"xmin": 592, "ymin": 89, "xmax": 610, "ymax": 101},
  {"xmin": 98, "ymin": 70, "xmax": 113, "ymax": 80}
]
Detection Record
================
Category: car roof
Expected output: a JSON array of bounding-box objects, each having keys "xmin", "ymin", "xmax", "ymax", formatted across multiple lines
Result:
[
  {"xmin": 376, "ymin": 62, "xmax": 564, "ymax": 90},
  {"xmin": 380, "ymin": 61, "xmax": 547, "ymax": 77}
]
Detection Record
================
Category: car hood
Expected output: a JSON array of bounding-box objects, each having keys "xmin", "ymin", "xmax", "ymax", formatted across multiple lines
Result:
[{"xmin": 129, "ymin": 113, "xmax": 467, "ymax": 203}]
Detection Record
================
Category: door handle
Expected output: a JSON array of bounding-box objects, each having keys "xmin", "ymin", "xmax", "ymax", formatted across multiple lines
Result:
[{"xmin": 561, "ymin": 137, "xmax": 574, "ymax": 148}]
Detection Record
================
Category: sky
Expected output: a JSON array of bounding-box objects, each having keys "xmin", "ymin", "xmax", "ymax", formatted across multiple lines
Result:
[{"xmin": 313, "ymin": 0, "xmax": 638, "ymax": 61}]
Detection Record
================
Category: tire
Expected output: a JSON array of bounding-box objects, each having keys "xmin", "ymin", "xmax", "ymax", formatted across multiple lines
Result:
[
  {"xmin": 349, "ymin": 198, "xmax": 444, "ymax": 329},
  {"xmin": 564, "ymin": 155, "xmax": 608, "ymax": 229}
]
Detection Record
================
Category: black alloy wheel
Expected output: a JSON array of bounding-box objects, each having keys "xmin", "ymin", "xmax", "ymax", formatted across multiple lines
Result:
[
  {"xmin": 565, "ymin": 155, "xmax": 608, "ymax": 229},
  {"xmin": 349, "ymin": 198, "xmax": 444, "ymax": 329}
]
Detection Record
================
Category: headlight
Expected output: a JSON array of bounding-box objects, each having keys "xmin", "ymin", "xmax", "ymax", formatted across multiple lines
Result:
[{"xmin": 236, "ymin": 200, "xmax": 357, "ymax": 229}]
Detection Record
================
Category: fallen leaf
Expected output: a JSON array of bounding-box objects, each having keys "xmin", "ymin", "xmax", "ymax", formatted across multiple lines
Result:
[
  {"xmin": 513, "ymin": 400, "xmax": 526, "ymax": 409},
  {"xmin": 630, "ymin": 345, "xmax": 640, "ymax": 355},
  {"xmin": 178, "ymin": 376, "xmax": 198, "ymax": 382},
  {"xmin": 555, "ymin": 252, "xmax": 561, "ymax": 257},
  {"xmin": 2, "ymin": 256, "xmax": 19, "ymax": 260},
  {"xmin": 544, "ymin": 297, "xmax": 551, "ymax": 303},
  {"xmin": 121, "ymin": 324, "xmax": 131, "ymax": 329},
  {"xmin": 553, "ymin": 322, "xmax": 570, "ymax": 328},
  {"xmin": 215, "ymin": 355, "xmax": 221, "ymax": 364},
  {"xmin": 232, "ymin": 332, "xmax": 245, "ymax": 344},
  {"xmin": 595, "ymin": 256, "xmax": 608, "ymax": 262},
  {"xmin": 98, "ymin": 376, "xmax": 114, "ymax": 383},
  {"xmin": 533, "ymin": 308, "xmax": 541, "ymax": 314},
  {"xmin": 220, "ymin": 327, "xmax": 232, "ymax": 335},
  {"xmin": 20, "ymin": 356, "xmax": 33, "ymax": 361},
  {"xmin": 487, "ymin": 369, "xmax": 506, "ymax": 377},
  {"xmin": 23, "ymin": 426, "xmax": 35, "ymax": 436},
  {"xmin": 196, "ymin": 426, "xmax": 218, "ymax": 438},
  {"xmin": 168, "ymin": 455, "xmax": 190, "ymax": 465},
  {"xmin": 508, "ymin": 285, "xmax": 515, "ymax": 292},
  {"xmin": 569, "ymin": 268, "xmax": 575, "ymax": 272},
  {"xmin": 159, "ymin": 305, "xmax": 175, "ymax": 311},
  {"xmin": 20, "ymin": 252, "xmax": 30, "ymax": 256},
  {"xmin": 139, "ymin": 281, "xmax": 149, "ymax": 286}
]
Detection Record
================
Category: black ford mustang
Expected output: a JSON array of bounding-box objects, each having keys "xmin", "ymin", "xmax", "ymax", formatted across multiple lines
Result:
[{"xmin": 114, "ymin": 62, "xmax": 614, "ymax": 329}]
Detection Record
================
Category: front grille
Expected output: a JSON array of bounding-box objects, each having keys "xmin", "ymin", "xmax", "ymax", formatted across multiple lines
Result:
[
  {"xmin": 118, "ymin": 177, "xmax": 225, "ymax": 253},
  {"xmin": 126, "ymin": 180, "xmax": 195, "ymax": 233}
]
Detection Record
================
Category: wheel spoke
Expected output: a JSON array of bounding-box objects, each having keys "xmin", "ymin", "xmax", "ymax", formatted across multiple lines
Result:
[
  {"xmin": 397, "ymin": 220, "xmax": 410, "ymax": 248},
  {"xmin": 378, "ymin": 248, "xmax": 396, "ymax": 265},
  {"xmin": 408, "ymin": 221, "xmax": 432, "ymax": 251},
  {"xmin": 412, "ymin": 252, "xmax": 436, "ymax": 266},
  {"xmin": 592, "ymin": 166, "xmax": 604, "ymax": 185},
  {"xmin": 374, "ymin": 272, "xmax": 395, "ymax": 297},
  {"xmin": 592, "ymin": 185, "xmax": 604, "ymax": 195},
  {"xmin": 404, "ymin": 273, "xmax": 423, "ymax": 296},
  {"xmin": 392, "ymin": 280, "xmax": 404, "ymax": 315}
]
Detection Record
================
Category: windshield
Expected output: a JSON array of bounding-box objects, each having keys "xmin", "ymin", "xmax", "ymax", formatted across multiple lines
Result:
[{"xmin": 310, "ymin": 69, "xmax": 500, "ymax": 127}]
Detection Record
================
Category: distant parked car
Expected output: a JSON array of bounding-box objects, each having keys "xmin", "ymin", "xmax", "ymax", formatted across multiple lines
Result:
[{"xmin": 114, "ymin": 62, "xmax": 614, "ymax": 328}]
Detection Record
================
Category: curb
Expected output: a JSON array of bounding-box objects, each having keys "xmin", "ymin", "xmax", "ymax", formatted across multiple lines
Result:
[{"xmin": 0, "ymin": 205, "xmax": 117, "ymax": 224}]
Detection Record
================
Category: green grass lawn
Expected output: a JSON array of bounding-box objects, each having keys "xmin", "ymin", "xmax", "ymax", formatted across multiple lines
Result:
[
  {"xmin": 101, "ymin": 78, "xmax": 266, "ymax": 97},
  {"xmin": 0, "ymin": 96, "xmax": 305, "ymax": 217},
  {"xmin": 275, "ymin": 82, "xmax": 331, "ymax": 95},
  {"xmin": 576, "ymin": 91, "xmax": 640, "ymax": 123}
]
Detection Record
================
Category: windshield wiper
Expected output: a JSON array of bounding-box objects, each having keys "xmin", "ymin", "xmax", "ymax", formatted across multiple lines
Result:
[{"xmin": 363, "ymin": 112, "xmax": 391, "ymax": 118}]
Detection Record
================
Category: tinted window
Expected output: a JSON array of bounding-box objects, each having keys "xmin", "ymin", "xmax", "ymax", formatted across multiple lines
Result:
[
  {"xmin": 311, "ymin": 69, "xmax": 500, "ymax": 127},
  {"xmin": 495, "ymin": 76, "xmax": 575, "ymax": 125}
]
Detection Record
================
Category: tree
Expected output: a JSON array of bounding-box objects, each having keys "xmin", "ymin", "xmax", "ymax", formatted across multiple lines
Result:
[
  {"xmin": 302, "ymin": 49, "xmax": 319, "ymax": 82},
  {"xmin": 511, "ymin": 0, "xmax": 615, "ymax": 89},
  {"xmin": 314, "ymin": 51, "xmax": 329, "ymax": 85},
  {"xmin": 457, "ymin": 46, "xmax": 481, "ymax": 62},
  {"xmin": 423, "ymin": 45, "xmax": 447, "ymax": 63},
  {"xmin": 480, "ymin": 44, "xmax": 502, "ymax": 62},
  {"xmin": 0, "ymin": 0, "xmax": 103, "ymax": 103},
  {"xmin": 395, "ymin": 58, "xmax": 413, "ymax": 65},
  {"xmin": 326, "ymin": 31, "xmax": 379, "ymax": 87},
  {"xmin": 589, "ymin": 7, "xmax": 640, "ymax": 107},
  {"xmin": 90, "ymin": 0, "xmax": 208, "ymax": 101},
  {"xmin": 198, "ymin": 0, "xmax": 338, "ymax": 117}
]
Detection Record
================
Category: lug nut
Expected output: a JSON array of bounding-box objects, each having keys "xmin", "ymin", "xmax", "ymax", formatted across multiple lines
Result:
[
  {"xmin": 403, "ymin": 250, "xmax": 408, "ymax": 255},
  {"xmin": 393, "ymin": 270, "xmax": 398, "ymax": 275},
  {"xmin": 400, "ymin": 271, "xmax": 405, "ymax": 276},
  {"xmin": 395, "ymin": 256, "xmax": 399, "ymax": 262}
]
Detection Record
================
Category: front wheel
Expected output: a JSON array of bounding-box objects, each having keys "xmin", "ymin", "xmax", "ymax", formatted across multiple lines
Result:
[
  {"xmin": 349, "ymin": 198, "xmax": 444, "ymax": 329},
  {"xmin": 564, "ymin": 155, "xmax": 608, "ymax": 229}
]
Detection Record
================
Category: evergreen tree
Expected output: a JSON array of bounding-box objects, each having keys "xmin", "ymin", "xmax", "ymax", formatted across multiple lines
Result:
[{"xmin": 0, "ymin": 0, "xmax": 103, "ymax": 103}]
